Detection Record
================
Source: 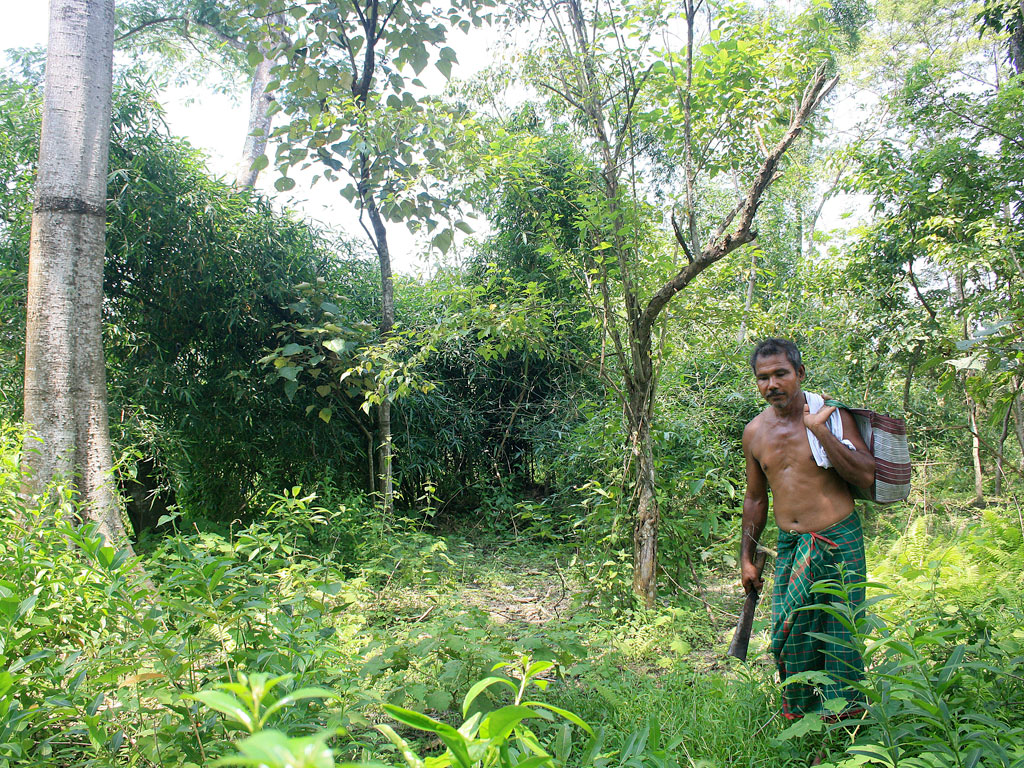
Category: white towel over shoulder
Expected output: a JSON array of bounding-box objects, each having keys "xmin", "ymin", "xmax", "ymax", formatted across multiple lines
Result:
[{"xmin": 805, "ymin": 391, "xmax": 856, "ymax": 469}]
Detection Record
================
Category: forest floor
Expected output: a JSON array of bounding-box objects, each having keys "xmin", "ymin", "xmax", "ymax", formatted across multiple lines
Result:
[
  {"xmin": 381, "ymin": 532, "xmax": 772, "ymax": 673},
  {"xmin": 357, "ymin": 530, "xmax": 796, "ymax": 766}
]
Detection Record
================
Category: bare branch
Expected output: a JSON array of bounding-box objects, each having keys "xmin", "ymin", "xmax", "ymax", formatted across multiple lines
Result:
[
  {"xmin": 639, "ymin": 65, "xmax": 839, "ymax": 335},
  {"xmin": 192, "ymin": 20, "xmax": 246, "ymax": 50},
  {"xmin": 536, "ymin": 80, "xmax": 590, "ymax": 116},
  {"xmin": 908, "ymin": 255, "xmax": 939, "ymax": 322},
  {"xmin": 670, "ymin": 210, "xmax": 694, "ymax": 262},
  {"xmin": 115, "ymin": 15, "xmax": 186, "ymax": 43}
]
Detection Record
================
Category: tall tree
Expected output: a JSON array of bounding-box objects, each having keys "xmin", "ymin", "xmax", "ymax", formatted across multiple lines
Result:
[
  {"xmin": 520, "ymin": 0, "xmax": 838, "ymax": 604},
  {"xmin": 253, "ymin": 0, "xmax": 490, "ymax": 515},
  {"xmin": 23, "ymin": 0, "xmax": 130, "ymax": 546},
  {"xmin": 114, "ymin": 0, "xmax": 290, "ymax": 189}
]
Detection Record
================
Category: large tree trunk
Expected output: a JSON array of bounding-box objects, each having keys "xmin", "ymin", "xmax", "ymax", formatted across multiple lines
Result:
[
  {"xmin": 23, "ymin": 0, "xmax": 130, "ymax": 547},
  {"xmin": 235, "ymin": 55, "xmax": 276, "ymax": 189},
  {"xmin": 1009, "ymin": 0, "xmax": 1023, "ymax": 76}
]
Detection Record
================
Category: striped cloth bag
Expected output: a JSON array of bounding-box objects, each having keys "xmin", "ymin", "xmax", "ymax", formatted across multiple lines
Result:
[{"xmin": 825, "ymin": 400, "xmax": 912, "ymax": 504}]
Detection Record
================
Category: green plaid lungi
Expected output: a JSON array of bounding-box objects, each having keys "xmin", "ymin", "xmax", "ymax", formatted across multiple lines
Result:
[{"xmin": 771, "ymin": 511, "xmax": 866, "ymax": 719}]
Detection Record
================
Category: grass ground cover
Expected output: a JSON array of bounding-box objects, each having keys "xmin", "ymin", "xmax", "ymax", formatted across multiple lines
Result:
[{"xmin": 2, "ymin": 447, "xmax": 1023, "ymax": 768}]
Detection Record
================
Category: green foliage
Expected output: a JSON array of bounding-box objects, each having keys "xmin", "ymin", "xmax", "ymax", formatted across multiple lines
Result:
[
  {"xmin": 104, "ymin": 81, "xmax": 383, "ymax": 519},
  {"xmin": 114, "ymin": 0, "xmax": 252, "ymax": 92},
  {"xmin": 0, "ymin": 74, "xmax": 38, "ymax": 418},
  {"xmin": 869, "ymin": 504, "xmax": 1024, "ymax": 621},
  {"xmin": 377, "ymin": 656, "xmax": 594, "ymax": 768},
  {"xmin": 7, "ymin": 0, "xmax": 1024, "ymax": 762},
  {"xmin": 775, "ymin": 570, "xmax": 1024, "ymax": 768},
  {"xmin": 251, "ymin": 0, "xmax": 494, "ymax": 255},
  {"xmin": 644, "ymin": 0, "xmax": 842, "ymax": 183}
]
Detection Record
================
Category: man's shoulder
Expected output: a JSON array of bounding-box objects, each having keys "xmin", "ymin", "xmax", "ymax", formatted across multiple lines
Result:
[
  {"xmin": 744, "ymin": 408, "xmax": 771, "ymax": 432},
  {"xmin": 743, "ymin": 409, "xmax": 771, "ymax": 444}
]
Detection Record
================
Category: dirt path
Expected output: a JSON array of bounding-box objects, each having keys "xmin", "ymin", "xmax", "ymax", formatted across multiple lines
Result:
[
  {"xmin": 441, "ymin": 538, "xmax": 575, "ymax": 626},
  {"xmin": 427, "ymin": 536, "xmax": 772, "ymax": 668}
]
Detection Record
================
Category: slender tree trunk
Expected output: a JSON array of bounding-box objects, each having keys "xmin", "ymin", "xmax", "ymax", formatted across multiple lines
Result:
[
  {"xmin": 23, "ymin": 0, "xmax": 130, "ymax": 547},
  {"xmin": 737, "ymin": 248, "xmax": 757, "ymax": 344},
  {"xmin": 1013, "ymin": 389, "xmax": 1024, "ymax": 474},
  {"xmin": 342, "ymin": 0, "xmax": 397, "ymax": 519},
  {"xmin": 627, "ymin": 378, "xmax": 658, "ymax": 607},
  {"xmin": 967, "ymin": 392, "xmax": 985, "ymax": 506},
  {"xmin": 364, "ymin": 190, "xmax": 394, "ymax": 517},
  {"xmin": 681, "ymin": 0, "xmax": 701, "ymax": 256},
  {"xmin": 234, "ymin": 14, "xmax": 286, "ymax": 190},
  {"xmin": 994, "ymin": 397, "xmax": 1013, "ymax": 496},
  {"xmin": 955, "ymin": 274, "xmax": 984, "ymax": 506},
  {"xmin": 903, "ymin": 342, "xmax": 923, "ymax": 413}
]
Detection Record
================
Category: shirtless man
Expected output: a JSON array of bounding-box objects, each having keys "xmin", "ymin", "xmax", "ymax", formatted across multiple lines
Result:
[{"xmin": 740, "ymin": 338, "xmax": 875, "ymax": 720}]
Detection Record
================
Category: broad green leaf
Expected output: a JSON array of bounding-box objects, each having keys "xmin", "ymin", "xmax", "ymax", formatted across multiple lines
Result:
[
  {"xmin": 383, "ymin": 705, "xmax": 472, "ymax": 768},
  {"xmin": 215, "ymin": 729, "xmax": 334, "ymax": 768},
  {"xmin": 425, "ymin": 688, "xmax": 453, "ymax": 712},
  {"xmin": 383, "ymin": 704, "xmax": 449, "ymax": 733},
  {"xmin": 462, "ymin": 675, "xmax": 518, "ymax": 716},
  {"xmin": 524, "ymin": 660, "xmax": 554, "ymax": 679},
  {"xmin": 323, "ymin": 338, "xmax": 351, "ymax": 354},
  {"xmin": 260, "ymin": 686, "xmax": 340, "ymax": 724},
  {"xmin": 774, "ymin": 713, "xmax": 824, "ymax": 741},
  {"xmin": 188, "ymin": 690, "xmax": 255, "ymax": 731},
  {"xmin": 522, "ymin": 702, "xmax": 593, "ymax": 735},
  {"xmin": 513, "ymin": 757, "xmax": 551, "ymax": 768},
  {"xmin": 432, "ymin": 229, "xmax": 453, "ymax": 254},
  {"xmin": 479, "ymin": 705, "xmax": 539, "ymax": 742}
]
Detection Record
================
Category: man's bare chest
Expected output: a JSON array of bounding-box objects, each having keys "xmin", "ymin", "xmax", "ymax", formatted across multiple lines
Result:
[{"xmin": 753, "ymin": 422, "xmax": 814, "ymax": 477}]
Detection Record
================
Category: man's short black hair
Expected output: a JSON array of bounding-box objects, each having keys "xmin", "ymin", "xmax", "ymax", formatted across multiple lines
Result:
[{"xmin": 750, "ymin": 338, "xmax": 802, "ymax": 372}]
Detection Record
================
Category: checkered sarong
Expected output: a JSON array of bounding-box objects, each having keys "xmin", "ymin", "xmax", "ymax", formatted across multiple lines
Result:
[{"xmin": 771, "ymin": 511, "xmax": 866, "ymax": 719}]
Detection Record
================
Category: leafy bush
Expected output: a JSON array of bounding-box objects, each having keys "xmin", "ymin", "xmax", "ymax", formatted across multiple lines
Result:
[{"xmin": 769, "ymin": 573, "xmax": 1024, "ymax": 768}]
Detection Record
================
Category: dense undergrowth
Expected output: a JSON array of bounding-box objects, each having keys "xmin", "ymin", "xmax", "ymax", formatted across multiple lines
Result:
[{"xmin": 2, "ymin": 427, "xmax": 1024, "ymax": 768}]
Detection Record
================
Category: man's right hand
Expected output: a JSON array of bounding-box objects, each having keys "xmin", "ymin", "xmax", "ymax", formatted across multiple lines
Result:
[{"xmin": 741, "ymin": 560, "xmax": 763, "ymax": 595}]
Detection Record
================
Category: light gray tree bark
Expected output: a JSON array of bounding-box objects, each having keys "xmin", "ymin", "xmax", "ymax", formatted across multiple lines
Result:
[
  {"xmin": 234, "ymin": 13, "xmax": 288, "ymax": 190},
  {"xmin": 23, "ymin": 0, "xmax": 130, "ymax": 547}
]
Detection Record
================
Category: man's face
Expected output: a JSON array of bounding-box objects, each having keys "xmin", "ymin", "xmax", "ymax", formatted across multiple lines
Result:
[{"xmin": 753, "ymin": 353, "xmax": 805, "ymax": 411}]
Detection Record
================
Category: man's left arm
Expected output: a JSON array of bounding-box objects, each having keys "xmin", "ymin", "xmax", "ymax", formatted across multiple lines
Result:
[{"xmin": 804, "ymin": 405, "xmax": 876, "ymax": 489}]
